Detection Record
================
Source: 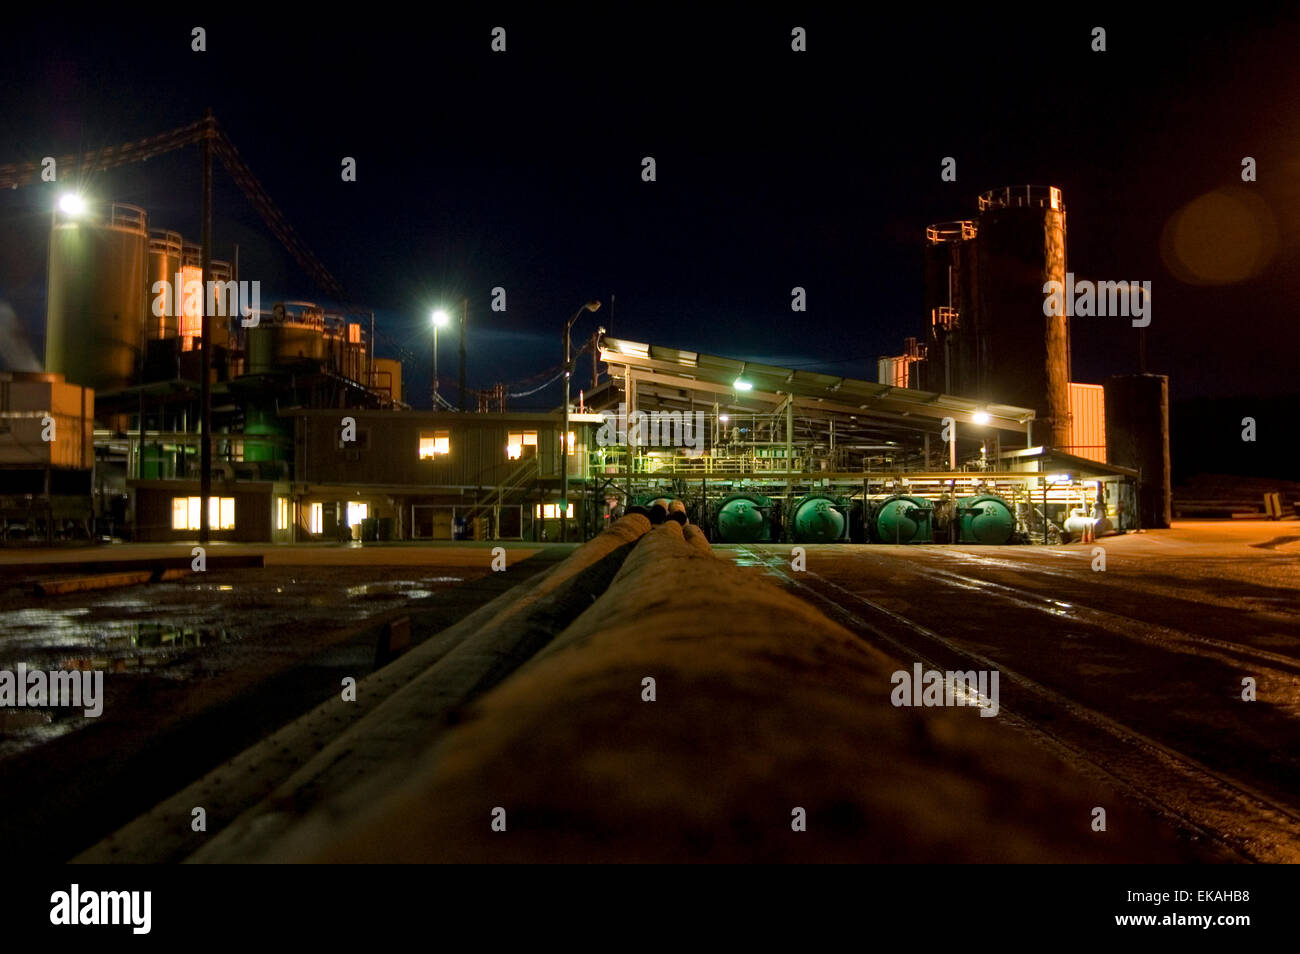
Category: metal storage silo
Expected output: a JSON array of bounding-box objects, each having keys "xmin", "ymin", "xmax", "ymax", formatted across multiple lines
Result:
[
  {"xmin": 45, "ymin": 202, "xmax": 148, "ymax": 392},
  {"xmin": 975, "ymin": 185, "xmax": 1071, "ymax": 448},
  {"xmin": 247, "ymin": 302, "xmax": 326, "ymax": 374},
  {"xmin": 208, "ymin": 260, "xmax": 233, "ymax": 350},
  {"xmin": 146, "ymin": 230, "xmax": 183, "ymax": 340}
]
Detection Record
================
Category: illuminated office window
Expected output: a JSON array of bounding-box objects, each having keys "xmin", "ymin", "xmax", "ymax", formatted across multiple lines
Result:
[
  {"xmin": 418, "ymin": 430, "xmax": 451, "ymax": 458},
  {"xmin": 507, "ymin": 430, "xmax": 538, "ymax": 460},
  {"xmin": 171, "ymin": 496, "xmax": 235, "ymax": 530},
  {"xmin": 534, "ymin": 503, "xmax": 574, "ymax": 519}
]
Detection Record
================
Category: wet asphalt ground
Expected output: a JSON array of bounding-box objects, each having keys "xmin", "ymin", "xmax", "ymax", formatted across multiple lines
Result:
[
  {"xmin": 720, "ymin": 520, "xmax": 1300, "ymax": 862},
  {"xmin": 0, "ymin": 543, "xmax": 561, "ymax": 861},
  {"xmin": 2, "ymin": 523, "xmax": 1297, "ymax": 862}
]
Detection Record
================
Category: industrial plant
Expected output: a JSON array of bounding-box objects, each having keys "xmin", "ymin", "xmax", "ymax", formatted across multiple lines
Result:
[
  {"xmin": 2, "ymin": 173, "xmax": 1170, "ymax": 551},
  {"xmin": 5, "ymin": 8, "xmax": 1300, "ymax": 898}
]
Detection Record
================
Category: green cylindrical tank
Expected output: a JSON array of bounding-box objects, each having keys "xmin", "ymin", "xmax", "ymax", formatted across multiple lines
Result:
[
  {"xmin": 871, "ymin": 495, "xmax": 933, "ymax": 544},
  {"xmin": 139, "ymin": 444, "xmax": 172, "ymax": 479},
  {"xmin": 45, "ymin": 202, "xmax": 148, "ymax": 392},
  {"xmin": 957, "ymin": 493, "xmax": 1015, "ymax": 545},
  {"xmin": 715, "ymin": 493, "xmax": 770, "ymax": 543},
  {"xmin": 244, "ymin": 406, "xmax": 290, "ymax": 462},
  {"xmin": 790, "ymin": 494, "xmax": 848, "ymax": 543}
]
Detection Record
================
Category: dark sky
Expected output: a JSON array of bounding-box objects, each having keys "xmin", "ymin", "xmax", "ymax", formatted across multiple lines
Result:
[{"xmin": 3, "ymin": 6, "xmax": 1299, "ymax": 412}]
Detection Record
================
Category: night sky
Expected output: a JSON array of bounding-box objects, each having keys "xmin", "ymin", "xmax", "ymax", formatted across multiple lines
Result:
[{"xmin": 3, "ymin": 7, "xmax": 1298, "ymax": 432}]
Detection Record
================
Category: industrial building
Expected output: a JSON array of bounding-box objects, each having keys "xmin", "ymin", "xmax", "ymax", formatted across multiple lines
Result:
[
  {"xmin": 583, "ymin": 337, "xmax": 1137, "ymax": 545},
  {"xmin": 879, "ymin": 185, "xmax": 1171, "ymax": 530},
  {"xmin": 0, "ymin": 371, "xmax": 95, "ymax": 541},
  {"xmin": 1, "ymin": 179, "xmax": 1168, "ymax": 547}
]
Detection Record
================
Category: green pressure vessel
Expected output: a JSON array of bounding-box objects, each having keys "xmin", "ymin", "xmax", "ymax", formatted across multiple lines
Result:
[
  {"xmin": 957, "ymin": 493, "xmax": 1015, "ymax": 545},
  {"xmin": 715, "ymin": 493, "xmax": 769, "ymax": 542},
  {"xmin": 790, "ymin": 494, "xmax": 847, "ymax": 543},
  {"xmin": 872, "ymin": 495, "xmax": 933, "ymax": 544},
  {"xmin": 244, "ymin": 406, "xmax": 290, "ymax": 462}
]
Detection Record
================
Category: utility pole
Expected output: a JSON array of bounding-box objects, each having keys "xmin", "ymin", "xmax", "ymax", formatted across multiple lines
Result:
[
  {"xmin": 458, "ymin": 296, "xmax": 468, "ymax": 411},
  {"xmin": 199, "ymin": 109, "xmax": 213, "ymax": 545},
  {"xmin": 562, "ymin": 300, "xmax": 601, "ymax": 543}
]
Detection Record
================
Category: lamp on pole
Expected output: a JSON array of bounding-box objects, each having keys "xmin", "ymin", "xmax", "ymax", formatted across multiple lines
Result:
[
  {"xmin": 562, "ymin": 299, "xmax": 601, "ymax": 543},
  {"xmin": 431, "ymin": 309, "xmax": 449, "ymax": 409}
]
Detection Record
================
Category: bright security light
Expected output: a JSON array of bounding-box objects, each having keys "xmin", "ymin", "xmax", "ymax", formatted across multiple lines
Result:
[
  {"xmin": 58, "ymin": 193, "xmax": 86, "ymax": 216},
  {"xmin": 719, "ymin": 414, "xmax": 730, "ymax": 422},
  {"xmin": 972, "ymin": 410, "xmax": 991, "ymax": 425},
  {"xmin": 733, "ymin": 378, "xmax": 752, "ymax": 391},
  {"xmin": 431, "ymin": 309, "xmax": 450, "ymax": 328}
]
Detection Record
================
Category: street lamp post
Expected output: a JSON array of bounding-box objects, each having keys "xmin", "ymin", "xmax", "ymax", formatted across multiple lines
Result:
[
  {"xmin": 562, "ymin": 300, "xmax": 601, "ymax": 543},
  {"xmin": 431, "ymin": 309, "xmax": 449, "ymax": 409}
]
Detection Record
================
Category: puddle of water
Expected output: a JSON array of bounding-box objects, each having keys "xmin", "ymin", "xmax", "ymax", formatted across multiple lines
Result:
[
  {"xmin": 2, "ymin": 619, "xmax": 231, "ymax": 671},
  {"xmin": 0, "ymin": 714, "xmax": 85, "ymax": 759},
  {"xmin": 95, "ymin": 598, "xmax": 153, "ymax": 611},
  {"xmin": 345, "ymin": 578, "xmax": 463, "ymax": 599}
]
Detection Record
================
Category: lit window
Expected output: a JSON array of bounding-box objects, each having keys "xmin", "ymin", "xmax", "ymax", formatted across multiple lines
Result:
[
  {"xmin": 565, "ymin": 430, "xmax": 576, "ymax": 455},
  {"xmin": 170, "ymin": 496, "xmax": 235, "ymax": 530},
  {"xmin": 534, "ymin": 503, "xmax": 574, "ymax": 518},
  {"xmin": 346, "ymin": 501, "xmax": 368, "ymax": 527},
  {"xmin": 171, "ymin": 497, "xmax": 188, "ymax": 530},
  {"xmin": 275, "ymin": 497, "xmax": 289, "ymax": 531},
  {"xmin": 309, "ymin": 502, "xmax": 323, "ymax": 534},
  {"xmin": 507, "ymin": 430, "xmax": 538, "ymax": 460},
  {"xmin": 418, "ymin": 430, "xmax": 450, "ymax": 458}
]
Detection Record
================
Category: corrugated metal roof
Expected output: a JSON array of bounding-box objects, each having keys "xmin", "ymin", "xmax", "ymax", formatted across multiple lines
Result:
[{"xmin": 599, "ymin": 336, "xmax": 1036, "ymax": 433}]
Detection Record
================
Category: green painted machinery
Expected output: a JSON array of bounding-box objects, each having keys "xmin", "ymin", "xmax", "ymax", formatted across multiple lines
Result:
[
  {"xmin": 956, "ymin": 493, "xmax": 1015, "ymax": 545},
  {"xmin": 715, "ymin": 492, "xmax": 771, "ymax": 543},
  {"xmin": 789, "ymin": 494, "xmax": 849, "ymax": 543},
  {"xmin": 870, "ymin": 495, "xmax": 933, "ymax": 544}
]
